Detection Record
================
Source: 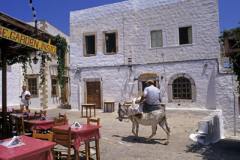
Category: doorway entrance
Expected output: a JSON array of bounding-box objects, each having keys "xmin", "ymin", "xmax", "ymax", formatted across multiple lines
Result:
[{"xmin": 86, "ymin": 81, "xmax": 101, "ymax": 109}]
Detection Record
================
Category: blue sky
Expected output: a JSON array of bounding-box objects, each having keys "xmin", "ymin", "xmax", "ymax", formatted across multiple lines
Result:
[{"xmin": 0, "ymin": 0, "xmax": 239, "ymax": 36}]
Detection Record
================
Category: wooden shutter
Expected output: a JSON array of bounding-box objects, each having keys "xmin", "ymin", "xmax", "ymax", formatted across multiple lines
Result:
[{"xmin": 188, "ymin": 27, "xmax": 192, "ymax": 44}]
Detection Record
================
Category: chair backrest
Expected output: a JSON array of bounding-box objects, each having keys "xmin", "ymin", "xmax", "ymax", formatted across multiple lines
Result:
[
  {"xmin": 33, "ymin": 130, "xmax": 53, "ymax": 142},
  {"xmin": 12, "ymin": 109, "xmax": 22, "ymax": 113},
  {"xmin": 54, "ymin": 117, "xmax": 67, "ymax": 126},
  {"xmin": 41, "ymin": 110, "xmax": 47, "ymax": 116},
  {"xmin": 51, "ymin": 126, "xmax": 72, "ymax": 160},
  {"xmin": 15, "ymin": 116, "xmax": 25, "ymax": 136},
  {"xmin": 87, "ymin": 116, "xmax": 100, "ymax": 126},
  {"xmin": 27, "ymin": 114, "xmax": 37, "ymax": 120},
  {"xmin": 59, "ymin": 113, "xmax": 66, "ymax": 118}
]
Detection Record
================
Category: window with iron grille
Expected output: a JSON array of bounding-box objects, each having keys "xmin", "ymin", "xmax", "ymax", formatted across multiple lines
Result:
[
  {"xmin": 151, "ymin": 30, "xmax": 162, "ymax": 48},
  {"xmin": 28, "ymin": 78, "xmax": 38, "ymax": 96},
  {"xmin": 172, "ymin": 77, "xmax": 191, "ymax": 99},
  {"xmin": 179, "ymin": 26, "xmax": 192, "ymax": 45},
  {"xmin": 52, "ymin": 79, "xmax": 58, "ymax": 97}
]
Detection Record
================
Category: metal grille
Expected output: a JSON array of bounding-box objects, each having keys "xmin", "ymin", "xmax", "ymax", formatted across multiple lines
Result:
[
  {"xmin": 28, "ymin": 78, "xmax": 37, "ymax": 96},
  {"xmin": 172, "ymin": 77, "xmax": 191, "ymax": 99}
]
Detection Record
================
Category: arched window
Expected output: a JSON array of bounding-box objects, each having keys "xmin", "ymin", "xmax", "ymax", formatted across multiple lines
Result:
[{"xmin": 172, "ymin": 77, "xmax": 191, "ymax": 99}]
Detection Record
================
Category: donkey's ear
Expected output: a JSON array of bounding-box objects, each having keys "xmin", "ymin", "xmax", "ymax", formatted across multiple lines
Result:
[{"xmin": 118, "ymin": 103, "xmax": 121, "ymax": 109}]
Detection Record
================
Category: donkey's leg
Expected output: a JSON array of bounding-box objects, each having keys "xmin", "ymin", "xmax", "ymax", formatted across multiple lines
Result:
[
  {"xmin": 159, "ymin": 118, "xmax": 170, "ymax": 145},
  {"xmin": 132, "ymin": 121, "xmax": 139, "ymax": 140},
  {"xmin": 146, "ymin": 123, "xmax": 157, "ymax": 142}
]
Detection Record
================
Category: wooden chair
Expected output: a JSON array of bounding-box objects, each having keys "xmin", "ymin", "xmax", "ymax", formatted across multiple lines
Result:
[
  {"xmin": 59, "ymin": 113, "xmax": 66, "ymax": 118},
  {"xmin": 51, "ymin": 126, "xmax": 73, "ymax": 160},
  {"xmin": 33, "ymin": 130, "xmax": 53, "ymax": 141},
  {"xmin": 54, "ymin": 117, "xmax": 67, "ymax": 126},
  {"xmin": 27, "ymin": 114, "xmax": 37, "ymax": 121},
  {"xmin": 15, "ymin": 116, "xmax": 25, "ymax": 136},
  {"xmin": 40, "ymin": 110, "xmax": 47, "ymax": 116},
  {"xmin": 12, "ymin": 109, "xmax": 22, "ymax": 113},
  {"xmin": 80, "ymin": 116, "xmax": 100, "ymax": 159}
]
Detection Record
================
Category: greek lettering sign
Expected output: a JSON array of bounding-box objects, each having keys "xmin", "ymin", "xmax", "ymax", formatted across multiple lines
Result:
[
  {"xmin": 0, "ymin": 25, "xmax": 57, "ymax": 54},
  {"xmin": 139, "ymin": 73, "xmax": 157, "ymax": 78}
]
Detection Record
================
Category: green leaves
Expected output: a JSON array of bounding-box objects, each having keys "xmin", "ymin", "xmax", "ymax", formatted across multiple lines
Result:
[{"xmin": 54, "ymin": 34, "xmax": 68, "ymax": 100}]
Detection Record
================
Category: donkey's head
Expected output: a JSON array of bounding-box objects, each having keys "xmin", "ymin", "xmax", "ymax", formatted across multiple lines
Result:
[{"xmin": 118, "ymin": 103, "xmax": 127, "ymax": 122}]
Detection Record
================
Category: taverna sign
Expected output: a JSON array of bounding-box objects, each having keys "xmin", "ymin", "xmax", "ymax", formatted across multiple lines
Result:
[{"xmin": 0, "ymin": 25, "xmax": 57, "ymax": 54}]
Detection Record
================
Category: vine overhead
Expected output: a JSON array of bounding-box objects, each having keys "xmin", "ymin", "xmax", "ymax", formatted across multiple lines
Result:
[{"xmin": 220, "ymin": 25, "xmax": 240, "ymax": 93}]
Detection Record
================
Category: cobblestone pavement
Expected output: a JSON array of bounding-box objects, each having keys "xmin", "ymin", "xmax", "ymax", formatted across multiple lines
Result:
[{"xmin": 6, "ymin": 108, "xmax": 240, "ymax": 160}]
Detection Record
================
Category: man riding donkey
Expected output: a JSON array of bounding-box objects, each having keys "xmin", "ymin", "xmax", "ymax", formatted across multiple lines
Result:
[
  {"xmin": 136, "ymin": 79, "xmax": 170, "ymax": 132},
  {"xmin": 118, "ymin": 79, "xmax": 170, "ymax": 144}
]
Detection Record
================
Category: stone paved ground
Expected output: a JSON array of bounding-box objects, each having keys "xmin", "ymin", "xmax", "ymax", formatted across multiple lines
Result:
[
  {"xmin": 2, "ymin": 108, "xmax": 240, "ymax": 160},
  {"xmin": 43, "ymin": 108, "xmax": 240, "ymax": 160}
]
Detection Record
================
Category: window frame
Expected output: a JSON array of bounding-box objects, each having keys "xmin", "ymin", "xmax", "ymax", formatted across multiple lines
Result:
[
  {"xmin": 172, "ymin": 77, "xmax": 192, "ymax": 100},
  {"xmin": 83, "ymin": 32, "xmax": 97, "ymax": 57},
  {"xmin": 179, "ymin": 26, "xmax": 192, "ymax": 45},
  {"xmin": 26, "ymin": 74, "xmax": 39, "ymax": 98},
  {"xmin": 151, "ymin": 30, "xmax": 163, "ymax": 48},
  {"xmin": 51, "ymin": 76, "xmax": 59, "ymax": 97},
  {"xmin": 102, "ymin": 30, "xmax": 118, "ymax": 55}
]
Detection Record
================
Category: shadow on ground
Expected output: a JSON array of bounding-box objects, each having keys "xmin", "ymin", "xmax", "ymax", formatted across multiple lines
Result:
[
  {"xmin": 185, "ymin": 138, "xmax": 240, "ymax": 160},
  {"xmin": 112, "ymin": 134, "xmax": 167, "ymax": 145},
  {"xmin": 57, "ymin": 104, "xmax": 71, "ymax": 109}
]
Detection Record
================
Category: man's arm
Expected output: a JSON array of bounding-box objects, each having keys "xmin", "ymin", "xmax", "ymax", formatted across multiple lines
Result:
[
  {"xmin": 135, "ymin": 94, "xmax": 147, "ymax": 103},
  {"xmin": 159, "ymin": 99, "xmax": 162, "ymax": 103}
]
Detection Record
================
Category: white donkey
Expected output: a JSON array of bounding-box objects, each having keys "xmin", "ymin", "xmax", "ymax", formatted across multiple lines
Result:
[{"xmin": 118, "ymin": 103, "xmax": 170, "ymax": 145}]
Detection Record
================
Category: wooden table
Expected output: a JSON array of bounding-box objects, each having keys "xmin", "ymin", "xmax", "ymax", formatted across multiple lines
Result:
[
  {"xmin": 53, "ymin": 124, "xmax": 101, "ymax": 160},
  {"xmin": 104, "ymin": 101, "xmax": 115, "ymax": 112},
  {"xmin": 81, "ymin": 104, "xmax": 96, "ymax": 117},
  {"xmin": 24, "ymin": 118, "xmax": 68, "ymax": 131},
  {"xmin": 0, "ymin": 135, "xmax": 55, "ymax": 160}
]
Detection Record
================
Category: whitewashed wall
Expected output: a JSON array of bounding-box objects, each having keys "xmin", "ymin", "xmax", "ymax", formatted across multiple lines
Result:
[
  {"xmin": 70, "ymin": 0, "xmax": 240, "ymax": 137},
  {"xmin": 0, "ymin": 64, "xmax": 21, "ymax": 109}
]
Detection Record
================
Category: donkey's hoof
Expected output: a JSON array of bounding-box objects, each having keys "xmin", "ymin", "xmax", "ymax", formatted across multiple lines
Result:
[{"xmin": 164, "ymin": 142, "xmax": 169, "ymax": 145}]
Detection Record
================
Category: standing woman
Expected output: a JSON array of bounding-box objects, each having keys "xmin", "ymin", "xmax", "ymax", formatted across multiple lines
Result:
[{"xmin": 20, "ymin": 86, "xmax": 31, "ymax": 112}]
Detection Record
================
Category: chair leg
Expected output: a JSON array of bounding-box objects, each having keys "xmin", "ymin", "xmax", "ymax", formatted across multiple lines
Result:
[
  {"xmin": 95, "ymin": 138, "xmax": 100, "ymax": 160},
  {"xmin": 85, "ymin": 142, "xmax": 89, "ymax": 160}
]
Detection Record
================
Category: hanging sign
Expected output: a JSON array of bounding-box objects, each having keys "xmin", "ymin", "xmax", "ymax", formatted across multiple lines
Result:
[
  {"xmin": 140, "ymin": 73, "xmax": 157, "ymax": 78},
  {"xmin": 0, "ymin": 25, "xmax": 57, "ymax": 54}
]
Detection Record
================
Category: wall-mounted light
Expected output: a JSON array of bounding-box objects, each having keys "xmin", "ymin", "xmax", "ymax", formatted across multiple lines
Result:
[
  {"xmin": 128, "ymin": 58, "xmax": 132, "ymax": 71},
  {"xmin": 134, "ymin": 77, "xmax": 138, "ymax": 81},
  {"xmin": 32, "ymin": 52, "xmax": 39, "ymax": 64}
]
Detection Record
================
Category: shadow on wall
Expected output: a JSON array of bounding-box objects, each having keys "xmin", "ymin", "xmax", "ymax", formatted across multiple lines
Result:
[
  {"xmin": 185, "ymin": 138, "xmax": 240, "ymax": 160},
  {"xmin": 205, "ymin": 63, "xmax": 216, "ymax": 109}
]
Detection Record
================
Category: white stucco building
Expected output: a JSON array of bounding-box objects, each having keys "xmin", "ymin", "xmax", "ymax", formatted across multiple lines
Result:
[
  {"xmin": 70, "ymin": 0, "xmax": 240, "ymax": 138},
  {"xmin": 0, "ymin": 20, "xmax": 70, "ymax": 110}
]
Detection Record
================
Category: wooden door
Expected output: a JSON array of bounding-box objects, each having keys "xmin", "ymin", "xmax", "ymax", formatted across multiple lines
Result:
[
  {"xmin": 61, "ymin": 83, "xmax": 68, "ymax": 104},
  {"xmin": 142, "ymin": 81, "xmax": 157, "ymax": 91},
  {"xmin": 87, "ymin": 81, "xmax": 101, "ymax": 109}
]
